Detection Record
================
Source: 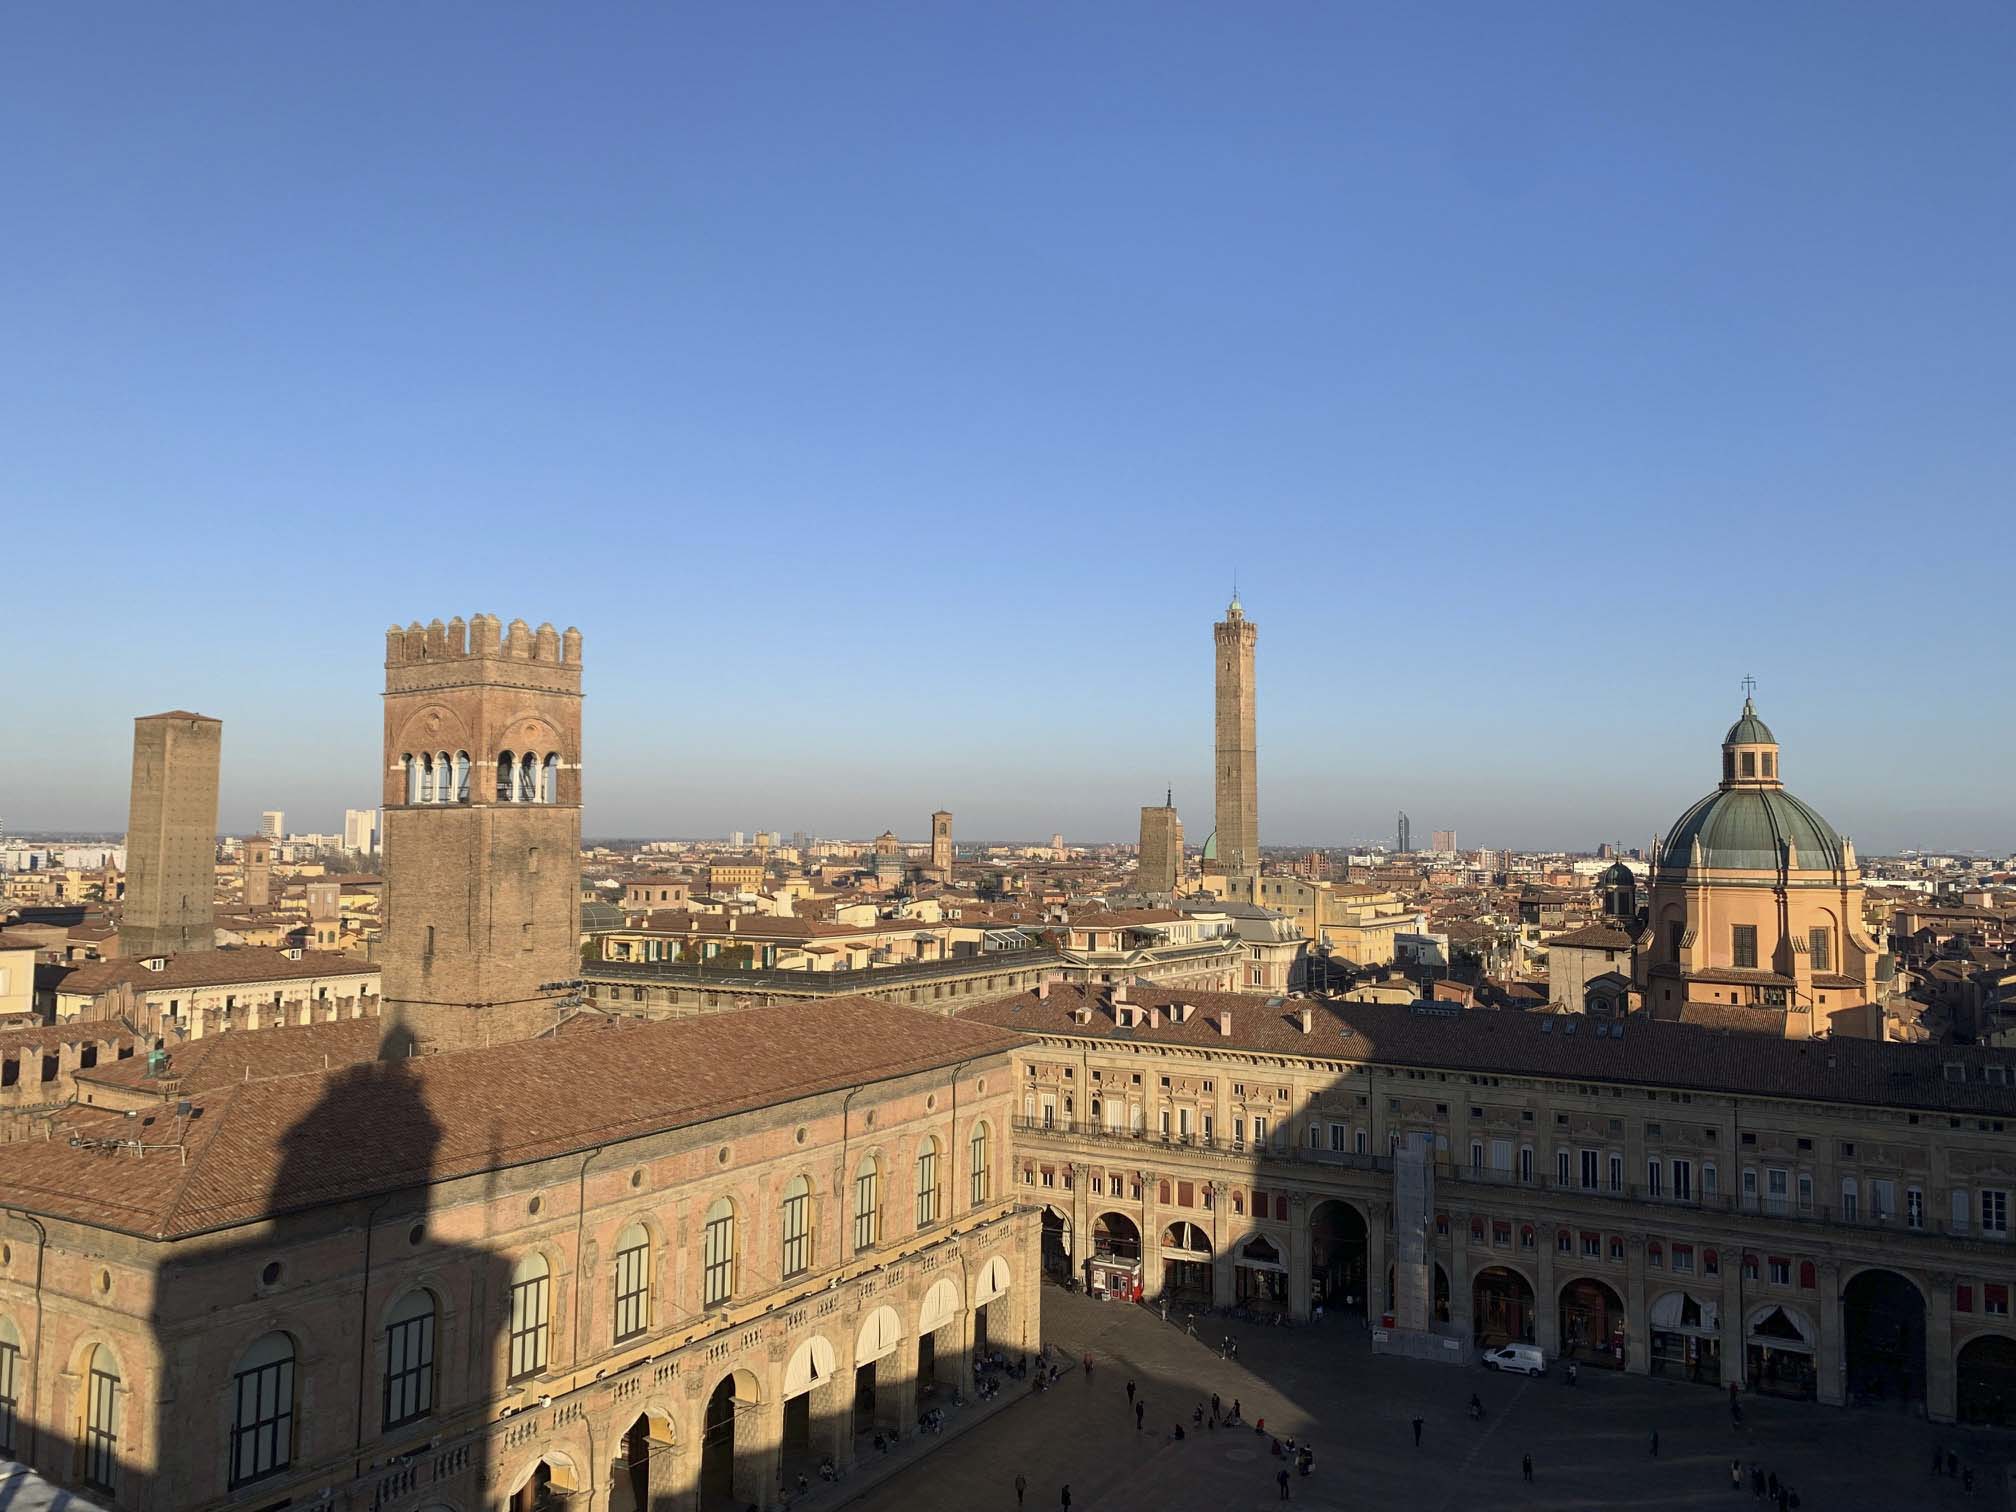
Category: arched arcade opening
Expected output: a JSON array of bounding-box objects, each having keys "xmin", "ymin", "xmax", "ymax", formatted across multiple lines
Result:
[
  {"xmin": 1473, "ymin": 1266, "xmax": 1534, "ymax": 1345},
  {"xmin": 1843, "ymin": 1268, "xmax": 1926, "ymax": 1408},
  {"xmin": 700, "ymin": 1370, "xmax": 762, "ymax": 1511},
  {"xmin": 1560, "ymin": 1277, "xmax": 1627, "ymax": 1367},
  {"xmin": 1309, "ymin": 1200, "xmax": 1367, "ymax": 1312},
  {"xmin": 1161, "ymin": 1222, "xmax": 1212, "ymax": 1303},
  {"xmin": 1958, "ymin": 1334, "xmax": 2016, "ymax": 1428}
]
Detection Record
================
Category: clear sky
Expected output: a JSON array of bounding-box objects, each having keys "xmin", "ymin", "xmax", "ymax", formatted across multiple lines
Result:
[{"xmin": 4, "ymin": 4, "xmax": 2011, "ymax": 852}]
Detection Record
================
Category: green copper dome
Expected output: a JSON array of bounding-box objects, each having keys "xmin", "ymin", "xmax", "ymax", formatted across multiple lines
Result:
[
  {"xmin": 1660, "ymin": 786, "xmax": 1843, "ymax": 872},
  {"xmin": 1724, "ymin": 697, "xmax": 1776, "ymax": 746}
]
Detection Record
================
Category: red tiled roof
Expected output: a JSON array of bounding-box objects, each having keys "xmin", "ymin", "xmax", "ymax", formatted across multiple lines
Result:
[
  {"xmin": 74, "ymin": 1017, "xmax": 385, "ymax": 1095},
  {"xmin": 57, "ymin": 947, "xmax": 376, "ymax": 997},
  {"xmin": 0, "ymin": 997, "xmax": 1020, "ymax": 1239},
  {"xmin": 957, "ymin": 981, "xmax": 2016, "ymax": 1118}
]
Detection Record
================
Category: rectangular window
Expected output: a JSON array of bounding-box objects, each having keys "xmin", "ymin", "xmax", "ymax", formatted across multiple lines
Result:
[
  {"xmin": 1988, "ymin": 1285, "xmax": 2010, "ymax": 1316},
  {"xmin": 1797, "ymin": 1173, "xmax": 1813, "ymax": 1212},
  {"xmin": 1581, "ymin": 1231, "xmax": 1601, "ymax": 1258},
  {"xmin": 1672, "ymin": 1160, "xmax": 1693, "ymax": 1202},
  {"xmin": 1765, "ymin": 1168, "xmax": 1788, "ymax": 1214},
  {"xmin": 1253, "ymin": 1116, "xmax": 1269, "ymax": 1147},
  {"xmin": 1840, "ymin": 1181, "xmax": 1859, "ymax": 1221},
  {"xmin": 1329, "ymin": 1122, "xmax": 1347, "ymax": 1152},
  {"xmin": 1983, "ymin": 1190, "xmax": 2009, "ymax": 1236},
  {"xmin": 1355, "ymin": 1129, "xmax": 1368, "ymax": 1155},
  {"xmin": 1768, "ymin": 1258, "xmax": 1790, "ymax": 1286},
  {"xmin": 1556, "ymin": 1150, "xmax": 1571, "ymax": 1185},
  {"xmin": 614, "ymin": 1238, "xmax": 652, "ymax": 1336},
  {"xmin": 702, "ymin": 1210, "xmax": 735, "ymax": 1305},
  {"xmin": 1519, "ymin": 1147, "xmax": 1534, "ymax": 1183},
  {"xmin": 1672, "ymin": 1244, "xmax": 1694, "ymax": 1274},
  {"xmin": 1608, "ymin": 1153, "xmax": 1624, "ymax": 1193},
  {"xmin": 916, "ymin": 1146, "xmax": 940, "ymax": 1227},
  {"xmin": 1471, "ymin": 1140, "xmax": 1485, "ymax": 1171},
  {"xmin": 970, "ymin": 1131, "xmax": 989, "ymax": 1207},
  {"xmin": 1703, "ymin": 1163, "xmax": 1718, "ymax": 1196},
  {"xmin": 509, "ymin": 1274, "xmax": 550, "ymax": 1380},
  {"xmin": 781, "ymin": 1186, "xmax": 812, "ymax": 1277},
  {"xmin": 854, "ymin": 1169, "xmax": 880, "ymax": 1251},
  {"xmin": 1808, "ymin": 927, "xmax": 1831, "ymax": 973},
  {"xmin": 1732, "ymin": 924, "xmax": 1757, "ymax": 969},
  {"xmin": 1668, "ymin": 921, "xmax": 1684, "ymax": 962},
  {"xmin": 383, "ymin": 1309, "xmax": 436, "ymax": 1429},
  {"xmin": 85, "ymin": 1365, "xmax": 119, "ymax": 1492},
  {"xmin": 1645, "ymin": 1159, "xmax": 1663, "ymax": 1198},
  {"xmin": 1953, "ymin": 1189, "xmax": 1972, "ymax": 1233},
  {"xmin": 1906, "ymin": 1187, "xmax": 1925, "ymax": 1230},
  {"xmin": 0, "ymin": 1338, "xmax": 18, "ymax": 1457},
  {"xmin": 1580, "ymin": 1149, "xmax": 1598, "ymax": 1189}
]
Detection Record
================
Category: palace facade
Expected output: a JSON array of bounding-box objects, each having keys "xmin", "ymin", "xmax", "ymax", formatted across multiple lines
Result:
[{"xmin": 966, "ymin": 981, "xmax": 2016, "ymax": 1425}]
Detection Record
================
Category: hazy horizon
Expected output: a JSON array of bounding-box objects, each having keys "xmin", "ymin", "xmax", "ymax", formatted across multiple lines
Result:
[{"xmin": 5, "ymin": 8, "xmax": 2011, "ymax": 854}]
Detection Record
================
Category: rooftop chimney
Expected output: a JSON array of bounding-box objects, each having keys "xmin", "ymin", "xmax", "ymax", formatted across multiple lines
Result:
[
  {"xmin": 1146, "ymin": 1006, "xmax": 1161, "ymax": 1029},
  {"xmin": 1112, "ymin": 981, "xmax": 1129, "ymax": 1005},
  {"xmin": 1298, "ymin": 1006, "xmax": 1313, "ymax": 1034},
  {"xmin": 1216, "ymin": 1009, "xmax": 1233, "ymax": 1037}
]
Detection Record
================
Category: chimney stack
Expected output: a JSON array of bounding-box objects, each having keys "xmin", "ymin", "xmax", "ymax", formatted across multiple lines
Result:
[
  {"xmin": 1298, "ymin": 1006, "xmax": 1313, "ymax": 1034},
  {"xmin": 1216, "ymin": 1009, "xmax": 1233, "ymax": 1037}
]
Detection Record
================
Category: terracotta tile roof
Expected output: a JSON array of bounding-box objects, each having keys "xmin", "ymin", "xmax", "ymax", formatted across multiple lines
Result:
[
  {"xmin": 1545, "ymin": 923, "xmax": 1637, "ymax": 950},
  {"xmin": 0, "ymin": 997, "xmax": 1020, "ymax": 1240},
  {"xmin": 138, "ymin": 710, "xmax": 219, "ymax": 722},
  {"xmin": 1070, "ymin": 909, "xmax": 1185, "ymax": 928},
  {"xmin": 73, "ymin": 1017, "xmax": 385, "ymax": 1095},
  {"xmin": 0, "ymin": 932, "xmax": 44, "ymax": 951},
  {"xmin": 57, "ymin": 947, "xmax": 377, "ymax": 997},
  {"xmin": 956, "ymin": 981, "xmax": 2016, "ymax": 1118}
]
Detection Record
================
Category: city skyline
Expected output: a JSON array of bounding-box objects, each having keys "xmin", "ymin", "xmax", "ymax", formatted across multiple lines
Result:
[{"xmin": 6, "ymin": 8, "xmax": 2013, "ymax": 850}]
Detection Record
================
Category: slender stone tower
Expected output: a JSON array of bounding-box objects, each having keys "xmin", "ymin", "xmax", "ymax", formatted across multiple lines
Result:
[
  {"xmin": 930, "ymin": 810, "xmax": 954, "ymax": 873},
  {"xmin": 1138, "ymin": 793, "xmax": 1184, "ymax": 895},
  {"xmin": 1213, "ymin": 595, "xmax": 1259, "ymax": 877},
  {"xmin": 122, "ymin": 712, "xmax": 222, "ymax": 959}
]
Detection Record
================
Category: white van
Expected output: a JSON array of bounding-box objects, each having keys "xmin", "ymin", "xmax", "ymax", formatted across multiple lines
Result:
[{"xmin": 1480, "ymin": 1343, "xmax": 1547, "ymax": 1376}]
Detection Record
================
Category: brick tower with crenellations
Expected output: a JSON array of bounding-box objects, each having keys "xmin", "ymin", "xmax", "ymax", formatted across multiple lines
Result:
[{"xmin": 379, "ymin": 615, "xmax": 583, "ymax": 1049}]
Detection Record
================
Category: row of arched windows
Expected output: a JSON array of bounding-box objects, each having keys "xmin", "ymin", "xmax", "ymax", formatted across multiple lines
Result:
[{"xmin": 399, "ymin": 751, "xmax": 560, "ymax": 805}]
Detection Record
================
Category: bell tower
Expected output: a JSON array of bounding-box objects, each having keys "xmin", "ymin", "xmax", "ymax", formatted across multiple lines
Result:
[{"xmin": 379, "ymin": 614, "xmax": 583, "ymax": 1049}]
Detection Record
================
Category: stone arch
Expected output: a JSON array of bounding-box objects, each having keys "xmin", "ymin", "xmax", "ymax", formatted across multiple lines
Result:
[
  {"xmin": 1473, "ymin": 1264, "xmax": 1535, "ymax": 1345},
  {"xmin": 505, "ymin": 1449, "xmax": 581, "ymax": 1512},
  {"xmin": 1040, "ymin": 1203, "xmax": 1071, "ymax": 1275},
  {"xmin": 700, "ymin": 1369, "xmax": 763, "ymax": 1509},
  {"xmin": 1957, "ymin": 1331, "xmax": 2016, "ymax": 1427},
  {"xmin": 1558, "ymin": 1275, "xmax": 1627, "ymax": 1365},
  {"xmin": 1309, "ymin": 1198, "xmax": 1368, "ymax": 1310},
  {"xmin": 611, "ymin": 1410, "xmax": 676, "ymax": 1512},
  {"xmin": 974, "ymin": 1253, "xmax": 1012, "ymax": 1306},
  {"xmin": 1091, "ymin": 1211, "xmax": 1141, "ymax": 1260},
  {"xmin": 1842, "ymin": 1266, "xmax": 1926, "ymax": 1406}
]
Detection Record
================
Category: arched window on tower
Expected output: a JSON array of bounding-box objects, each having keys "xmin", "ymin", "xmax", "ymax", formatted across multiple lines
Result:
[
  {"xmin": 454, "ymin": 751, "xmax": 471, "ymax": 803},
  {"xmin": 496, "ymin": 751, "xmax": 516, "ymax": 803},
  {"xmin": 542, "ymin": 753, "xmax": 559, "ymax": 804},
  {"xmin": 419, "ymin": 754, "xmax": 436, "ymax": 804},
  {"xmin": 436, "ymin": 751, "xmax": 452, "ymax": 802},
  {"xmin": 518, "ymin": 752, "xmax": 538, "ymax": 804},
  {"xmin": 403, "ymin": 754, "xmax": 418, "ymax": 804}
]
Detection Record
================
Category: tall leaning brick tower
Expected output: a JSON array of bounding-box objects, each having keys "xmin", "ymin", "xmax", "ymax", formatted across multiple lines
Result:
[
  {"xmin": 1213, "ymin": 594, "xmax": 1259, "ymax": 878},
  {"xmin": 379, "ymin": 614, "xmax": 582, "ymax": 1049}
]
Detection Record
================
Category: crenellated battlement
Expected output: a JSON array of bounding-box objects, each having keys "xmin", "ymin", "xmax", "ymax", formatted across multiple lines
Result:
[{"xmin": 384, "ymin": 615, "xmax": 582, "ymax": 668}]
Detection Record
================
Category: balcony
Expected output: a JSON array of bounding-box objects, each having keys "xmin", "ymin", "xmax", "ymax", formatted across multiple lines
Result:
[{"xmin": 1011, "ymin": 1118, "xmax": 2006, "ymax": 1250}]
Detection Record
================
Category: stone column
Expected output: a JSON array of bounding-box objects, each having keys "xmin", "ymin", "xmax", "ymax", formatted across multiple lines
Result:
[
  {"xmin": 1209, "ymin": 1182, "xmax": 1235, "ymax": 1309},
  {"xmin": 752, "ymin": 1347, "xmax": 788, "ymax": 1509},
  {"xmin": 1625, "ymin": 1235, "xmax": 1649, "ymax": 1374},
  {"xmin": 1366, "ymin": 1199, "xmax": 1389, "ymax": 1320},
  {"xmin": 1446, "ymin": 1209, "xmax": 1472, "ymax": 1339},
  {"xmin": 1816, "ymin": 1261, "xmax": 1845, "ymax": 1407},
  {"xmin": 1068, "ymin": 1162, "xmax": 1092, "ymax": 1285},
  {"xmin": 1927, "ymin": 1270, "xmax": 1956, "ymax": 1424},
  {"xmin": 1287, "ymin": 1191, "xmax": 1313, "ymax": 1321},
  {"xmin": 1139, "ymin": 1166, "xmax": 1163, "ymax": 1301},
  {"xmin": 1720, "ymin": 1255, "xmax": 1747, "ymax": 1389},
  {"xmin": 1535, "ymin": 1222, "xmax": 1559, "ymax": 1357}
]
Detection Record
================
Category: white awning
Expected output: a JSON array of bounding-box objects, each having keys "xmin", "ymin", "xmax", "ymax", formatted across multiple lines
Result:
[
  {"xmin": 975, "ymin": 1255, "xmax": 1011, "ymax": 1306},
  {"xmin": 919, "ymin": 1276, "xmax": 962, "ymax": 1334},
  {"xmin": 1746, "ymin": 1304, "xmax": 1815, "ymax": 1351},
  {"xmin": 1650, "ymin": 1290, "xmax": 1720, "ymax": 1336},
  {"xmin": 855, "ymin": 1305, "xmax": 904, "ymax": 1365},
  {"xmin": 784, "ymin": 1336, "xmax": 837, "ymax": 1399}
]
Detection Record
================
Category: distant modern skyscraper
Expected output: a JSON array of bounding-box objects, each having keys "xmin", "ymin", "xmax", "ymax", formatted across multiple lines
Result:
[
  {"xmin": 1431, "ymin": 829, "xmax": 1457, "ymax": 854},
  {"xmin": 344, "ymin": 807, "xmax": 378, "ymax": 853},
  {"xmin": 730, "ymin": 830, "xmax": 745, "ymax": 849},
  {"xmin": 1396, "ymin": 811, "xmax": 1411, "ymax": 854},
  {"xmin": 1213, "ymin": 595, "xmax": 1259, "ymax": 876},
  {"xmin": 260, "ymin": 809, "xmax": 284, "ymax": 840},
  {"xmin": 123, "ymin": 711, "xmax": 222, "ymax": 958},
  {"xmin": 930, "ymin": 810, "xmax": 954, "ymax": 873},
  {"xmin": 1138, "ymin": 792, "xmax": 1183, "ymax": 894}
]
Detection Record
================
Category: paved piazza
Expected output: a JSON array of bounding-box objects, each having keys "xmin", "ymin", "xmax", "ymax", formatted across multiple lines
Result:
[{"xmin": 843, "ymin": 1285, "xmax": 2013, "ymax": 1511}]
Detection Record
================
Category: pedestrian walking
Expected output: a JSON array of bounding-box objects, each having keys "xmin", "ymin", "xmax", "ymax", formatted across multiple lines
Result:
[
  {"xmin": 1126, "ymin": 1378, "xmax": 1136, "ymax": 1406},
  {"xmin": 1015, "ymin": 1471, "xmax": 1028, "ymax": 1507},
  {"xmin": 1775, "ymin": 1486, "xmax": 1789, "ymax": 1512},
  {"xmin": 1522, "ymin": 1453, "xmax": 1533, "ymax": 1483},
  {"xmin": 1964, "ymin": 1467, "xmax": 1976, "ymax": 1494},
  {"xmin": 1135, "ymin": 1399, "xmax": 1145, "ymax": 1431},
  {"xmin": 1411, "ymin": 1415, "xmax": 1424, "ymax": 1447},
  {"xmin": 1751, "ymin": 1464, "xmax": 1765, "ymax": 1498},
  {"xmin": 1650, "ymin": 1429, "xmax": 1659, "ymax": 1458},
  {"xmin": 1060, "ymin": 1486, "xmax": 1071, "ymax": 1510},
  {"xmin": 1767, "ymin": 1471, "xmax": 1779, "ymax": 1500},
  {"xmin": 1233, "ymin": 1397, "xmax": 1243, "ymax": 1423},
  {"xmin": 1731, "ymin": 1459, "xmax": 1742, "ymax": 1492},
  {"xmin": 1212, "ymin": 1392, "xmax": 1222, "ymax": 1418},
  {"xmin": 1083, "ymin": 1353, "xmax": 1093, "ymax": 1380},
  {"xmin": 1276, "ymin": 1466, "xmax": 1291, "ymax": 1500},
  {"xmin": 1231, "ymin": 1339, "xmax": 1240, "ymax": 1360}
]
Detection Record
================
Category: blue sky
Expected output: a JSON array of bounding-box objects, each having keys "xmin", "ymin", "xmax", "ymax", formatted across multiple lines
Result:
[{"xmin": 4, "ymin": 4, "xmax": 2011, "ymax": 851}]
